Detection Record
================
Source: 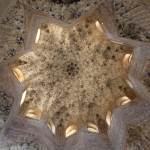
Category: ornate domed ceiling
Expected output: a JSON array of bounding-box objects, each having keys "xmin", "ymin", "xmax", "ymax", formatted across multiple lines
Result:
[
  {"xmin": 16, "ymin": 15, "xmax": 136, "ymax": 129},
  {"xmin": 2, "ymin": 0, "xmax": 150, "ymax": 149}
]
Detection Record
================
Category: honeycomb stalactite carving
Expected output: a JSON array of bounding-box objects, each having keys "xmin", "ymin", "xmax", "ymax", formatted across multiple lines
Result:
[
  {"xmin": 0, "ymin": 92, "xmax": 13, "ymax": 131},
  {"xmin": 125, "ymin": 124, "xmax": 150, "ymax": 150},
  {"xmin": 0, "ymin": 0, "xmax": 150, "ymax": 149},
  {"xmin": 0, "ymin": 25, "xmax": 11, "ymax": 47},
  {"xmin": 114, "ymin": 0, "xmax": 150, "ymax": 42},
  {"xmin": 62, "ymin": 61, "xmax": 82, "ymax": 80},
  {"xmin": 2, "ymin": 141, "xmax": 41, "ymax": 150},
  {"xmin": 0, "ymin": 0, "xmax": 104, "ymax": 62},
  {"xmin": 17, "ymin": 16, "xmax": 135, "ymax": 129},
  {"xmin": 0, "ymin": 0, "xmax": 25, "ymax": 62},
  {"xmin": 141, "ymin": 63, "xmax": 150, "ymax": 93}
]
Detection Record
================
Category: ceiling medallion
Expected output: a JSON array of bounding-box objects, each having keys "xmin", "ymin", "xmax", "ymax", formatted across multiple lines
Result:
[
  {"xmin": 67, "ymin": 63, "xmax": 79, "ymax": 76},
  {"xmin": 63, "ymin": 60, "xmax": 82, "ymax": 80}
]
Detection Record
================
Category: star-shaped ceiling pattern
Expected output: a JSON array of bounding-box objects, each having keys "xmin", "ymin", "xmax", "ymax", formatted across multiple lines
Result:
[
  {"xmin": 0, "ymin": 0, "xmax": 146, "ymax": 149},
  {"xmin": 17, "ymin": 15, "xmax": 135, "ymax": 128}
]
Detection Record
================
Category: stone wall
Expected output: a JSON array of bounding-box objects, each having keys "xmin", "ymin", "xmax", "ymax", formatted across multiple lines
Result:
[
  {"xmin": 2, "ymin": 141, "xmax": 41, "ymax": 150},
  {"xmin": 0, "ymin": 92, "xmax": 13, "ymax": 132},
  {"xmin": 58, "ymin": 130, "xmax": 113, "ymax": 150},
  {"xmin": 128, "ymin": 46, "xmax": 150, "ymax": 104},
  {"xmin": 1, "ymin": 114, "xmax": 113, "ymax": 150},
  {"xmin": 21, "ymin": 0, "xmax": 104, "ymax": 23},
  {"xmin": 0, "ymin": 0, "xmax": 14, "ymax": 20},
  {"xmin": 0, "ymin": 0, "xmax": 25, "ymax": 62},
  {"xmin": 114, "ymin": 0, "xmax": 150, "ymax": 42},
  {"xmin": 95, "ymin": 0, "xmax": 150, "ymax": 48},
  {"xmin": 108, "ymin": 97, "xmax": 150, "ymax": 150},
  {"xmin": 125, "ymin": 123, "xmax": 150, "ymax": 149},
  {"xmin": 137, "ymin": 0, "xmax": 150, "ymax": 10}
]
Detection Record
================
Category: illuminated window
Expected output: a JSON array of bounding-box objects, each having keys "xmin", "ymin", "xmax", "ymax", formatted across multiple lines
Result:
[
  {"xmin": 95, "ymin": 21, "xmax": 104, "ymax": 34},
  {"xmin": 20, "ymin": 90, "xmax": 26, "ymax": 106},
  {"xmin": 26, "ymin": 109, "xmax": 41, "ymax": 119},
  {"xmin": 66, "ymin": 125, "xmax": 77, "ymax": 137},
  {"xmin": 106, "ymin": 111, "xmax": 112, "ymax": 126},
  {"xmin": 117, "ymin": 96, "xmax": 131, "ymax": 106},
  {"xmin": 87, "ymin": 123, "xmax": 99, "ymax": 133},
  {"xmin": 35, "ymin": 29, "xmax": 41, "ymax": 43},
  {"xmin": 123, "ymin": 54, "xmax": 132, "ymax": 68},
  {"xmin": 121, "ymin": 99, "xmax": 131, "ymax": 105},
  {"xmin": 13, "ymin": 68, "xmax": 24, "ymax": 82},
  {"xmin": 48, "ymin": 120, "xmax": 55, "ymax": 134},
  {"xmin": 126, "ymin": 79, "xmax": 133, "ymax": 89}
]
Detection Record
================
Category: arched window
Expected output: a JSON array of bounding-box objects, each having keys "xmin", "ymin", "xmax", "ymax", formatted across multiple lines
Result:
[
  {"xmin": 20, "ymin": 90, "xmax": 26, "ymax": 106},
  {"xmin": 66, "ymin": 125, "xmax": 77, "ymax": 137},
  {"xmin": 106, "ymin": 111, "xmax": 112, "ymax": 126},
  {"xmin": 26, "ymin": 109, "xmax": 41, "ymax": 119},
  {"xmin": 123, "ymin": 54, "xmax": 132, "ymax": 69},
  {"xmin": 117, "ymin": 96, "xmax": 131, "ymax": 106},
  {"xmin": 48, "ymin": 119, "xmax": 55, "ymax": 134},
  {"xmin": 87, "ymin": 123, "xmax": 99, "ymax": 133},
  {"xmin": 13, "ymin": 68, "xmax": 24, "ymax": 82}
]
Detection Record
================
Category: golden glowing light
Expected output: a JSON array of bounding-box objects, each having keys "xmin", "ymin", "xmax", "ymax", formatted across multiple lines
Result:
[
  {"xmin": 123, "ymin": 54, "xmax": 132, "ymax": 68},
  {"xmin": 66, "ymin": 125, "xmax": 77, "ymax": 137},
  {"xmin": 20, "ymin": 90, "xmax": 26, "ymax": 106},
  {"xmin": 117, "ymin": 96, "xmax": 131, "ymax": 106},
  {"xmin": 26, "ymin": 109, "xmax": 41, "ymax": 119},
  {"xmin": 48, "ymin": 120, "xmax": 55, "ymax": 134},
  {"xmin": 87, "ymin": 123, "xmax": 99, "ymax": 133},
  {"xmin": 26, "ymin": 113, "xmax": 37, "ymax": 118},
  {"xmin": 35, "ymin": 29, "xmax": 41, "ymax": 43},
  {"xmin": 67, "ymin": 129, "xmax": 76, "ymax": 137},
  {"xmin": 121, "ymin": 99, "xmax": 131, "ymax": 106},
  {"xmin": 110, "ymin": 40, "xmax": 123, "ymax": 45},
  {"xmin": 126, "ymin": 79, "xmax": 133, "ymax": 89},
  {"xmin": 95, "ymin": 21, "xmax": 104, "ymax": 34},
  {"xmin": 88, "ymin": 127, "xmax": 98, "ymax": 133},
  {"xmin": 48, "ymin": 124, "xmax": 52, "ymax": 130},
  {"xmin": 106, "ymin": 111, "xmax": 112, "ymax": 126},
  {"xmin": 13, "ymin": 68, "xmax": 24, "ymax": 82}
]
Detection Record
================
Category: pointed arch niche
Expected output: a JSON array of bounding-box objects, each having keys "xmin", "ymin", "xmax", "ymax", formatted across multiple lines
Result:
[
  {"xmin": 106, "ymin": 111, "xmax": 112, "ymax": 126},
  {"xmin": 123, "ymin": 54, "xmax": 132, "ymax": 69},
  {"xmin": 48, "ymin": 119, "xmax": 55, "ymax": 134},
  {"xmin": 117, "ymin": 96, "xmax": 131, "ymax": 106},
  {"xmin": 13, "ymin": 68, "xmax": 24, "ymax": 82},
  {"xmin": 66, "ymin": 125, "xmax": 77, "ymax": 137},
  {"xmin": 87, "ymin": 123, "xmax": 99, "ymax": 133},
  {"xmin": 26, "ymin": 109, "xmax": 41, "ymax": 119}
]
